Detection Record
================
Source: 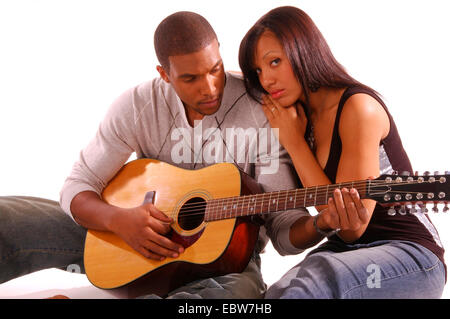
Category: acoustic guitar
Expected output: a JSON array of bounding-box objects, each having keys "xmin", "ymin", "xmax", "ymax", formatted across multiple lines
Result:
[{"xmin": 83, "ymin": 159, "xmax": 449, "ymax": 298}]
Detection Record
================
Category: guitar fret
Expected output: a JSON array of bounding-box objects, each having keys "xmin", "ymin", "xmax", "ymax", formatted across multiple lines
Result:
[
  {"xmin": 268, "ymin": 192, "xmax": 272, "ymax": 213},
  {"xmin": 214, "ymin": 199, "xmax": 218, "ymax": 221},
  {"xmin": 284, "ymin": 190, "xmax": 288, "ymax": 211},
  {"xmin": 223, "ymin": 198, "xmax": 229, "ymax": 219},
  {"xmin": 294, "ymin": 189, "xmax": 298, "ymax": 210},
  {"xmin": 205, "ymin": 202, "xmax": 209, "ymax": 221},
  {"xmin": 314, "ymin": 186, "xmax": 318, "ymax": 206},
  {"xmin": 275, "ymin": 191, "xmax": 280, "ymax": 212},
  {"xmin": 221, "ymin": 198, "xmax": 226, "ymax": 220},
  {"xmin": 260, "ymin": 193, "xmax": 264, "ymax": 215},
  {"xmin": 303, "ymin": 187, "xmax": 307, "ymax": 207}
]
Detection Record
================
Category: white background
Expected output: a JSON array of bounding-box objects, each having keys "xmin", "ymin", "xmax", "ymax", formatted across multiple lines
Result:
[{"xmin": 0, "ymin": 0, "xmax": 449, "ymax": 298}]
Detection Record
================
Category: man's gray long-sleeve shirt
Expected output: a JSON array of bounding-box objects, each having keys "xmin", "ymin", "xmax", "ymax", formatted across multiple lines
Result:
[{"xmin": 60, "ymin": 72, "xmax": 309, "ymax": 256}]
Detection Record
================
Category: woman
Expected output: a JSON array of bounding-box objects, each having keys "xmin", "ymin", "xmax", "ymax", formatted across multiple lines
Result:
[{"xmin": 239, "ymin": 6, "xmax": 445, "ymax": 298}]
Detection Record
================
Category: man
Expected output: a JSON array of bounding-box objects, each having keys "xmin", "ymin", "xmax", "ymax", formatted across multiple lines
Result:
[{"xmin": 0, "ymin": 11, "xmax": 308, "ymax": 299}]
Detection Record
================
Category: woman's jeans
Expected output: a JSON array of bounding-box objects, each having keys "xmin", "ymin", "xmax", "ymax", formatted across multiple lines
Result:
[{"xmin": 265, "ymin": 239, "xmax": 446, "ymax": 299}]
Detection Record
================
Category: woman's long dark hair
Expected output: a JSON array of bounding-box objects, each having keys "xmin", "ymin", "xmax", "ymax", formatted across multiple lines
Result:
[{"xmin": 239, "ymin": 6, "xmax": 378, "ymax": 107}]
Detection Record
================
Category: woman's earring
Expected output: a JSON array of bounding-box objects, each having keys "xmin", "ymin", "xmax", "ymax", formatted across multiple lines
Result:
[{"xmin": 308, "ymin": 83, "xmax": 319, "ymax": 92}]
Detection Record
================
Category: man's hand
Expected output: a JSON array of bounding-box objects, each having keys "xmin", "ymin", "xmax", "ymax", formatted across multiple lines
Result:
[{"xmin": 110, "ymin": 203, "xmax": 185, "ymax": 260}]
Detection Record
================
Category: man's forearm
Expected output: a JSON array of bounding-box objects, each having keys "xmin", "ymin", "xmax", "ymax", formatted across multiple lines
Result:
[{"xmin": 70, "ymin": 191, "xmax": 122, "ymax": 232}]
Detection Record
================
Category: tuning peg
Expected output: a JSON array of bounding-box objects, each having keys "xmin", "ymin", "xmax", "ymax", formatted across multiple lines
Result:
[
  {"xmin": 405, "ymin": 203, "xmax": 413, "ymax": 213},
  {"xmin": 387, "ymin": 207, "xmax": 396, "ymax": 216},
  {"xmin": 410, "ymin": 206, "xmax": 417, "ymax": 214},
  {"xmin": 432, "ymin": 203, "xmax": 439, "ymax": 213},
  {"xmin": 399, "ymin": 205, "xmax": 407, "ymax": 215},
  {"xmin": 423, "ymin": 171, "xmax": 431, "ymax": 176},
  {"xmin": 445, "ymin": 171, "xmax": 450, "ymax": 175},
  {"xmin": 417, "ymin": 203, "xmax": 428, "ymax": 214},
  {"xmin": 444, "ymin": 204, "xmax": 449, "ymax": 213},
  {"xmin": 401, "ymin": 171, "xmax": 411, "ymax": 176},
  {"xmin": 414, "ymin": 171, "xmax": 419, "ymax": 176},
  {"xmin": 391, "ymin": 170, "xmax": 398, "ymax": 175},
  {"xmin": 434, "ymin": 171, "xmax": 441, "ymax": 176}
]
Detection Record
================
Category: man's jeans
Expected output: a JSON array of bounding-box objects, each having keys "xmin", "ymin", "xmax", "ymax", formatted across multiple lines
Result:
[
  {"xmin": 0, "ymin": 196, "xmax": 86, "ymax": 283},
  {"xmin": 265, "ymin": 239, "xmax": 446, "ymax": 299},
  {"xmin": 0, "ymin": 196, "xmax": 266, "ymax": 299}
]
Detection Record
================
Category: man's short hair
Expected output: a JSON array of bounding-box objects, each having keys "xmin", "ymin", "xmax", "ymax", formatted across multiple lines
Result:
[{"xmin": 154, "ymin": 11, "xmax": 218, "ymax": 72}]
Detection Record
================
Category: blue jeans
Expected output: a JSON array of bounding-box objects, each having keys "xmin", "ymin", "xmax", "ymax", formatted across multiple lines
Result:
[
  {"xmin": 265, "ymin": 239, "xmax": 446, "ymax": 299},
  {"xmin": 0, "ymin": 196, "xmax": 266, "ymax": 298},
  {"xmin": 0, "ymin": 196, "xmax": 87, "ymax": 283}
]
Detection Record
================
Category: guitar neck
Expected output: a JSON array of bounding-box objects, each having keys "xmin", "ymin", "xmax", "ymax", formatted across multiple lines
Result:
[{"xmin": 204, "ymin": 180, "xmax": 369, "ymax": 221}]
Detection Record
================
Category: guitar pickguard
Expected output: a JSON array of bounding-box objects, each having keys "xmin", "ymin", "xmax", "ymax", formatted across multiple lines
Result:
[{"xmin": 169, "ymin": 227, "xmax": 205, "ymax": 248}]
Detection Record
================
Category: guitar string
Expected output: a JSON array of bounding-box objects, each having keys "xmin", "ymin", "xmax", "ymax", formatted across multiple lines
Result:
[
  {"xmin": 154, "ymin": 179, "xmax": 428, "ymax": 213},
  {"xmin": 164, "ymin": 179, "xmax": 438, "ymax": 212},
  {"xmin": 151, "ymin": 180, "xmax": 445, "ymax": 221},
  {"xmin": 156, "ymin": 180, "xmax": 443, "ymax": 217},
  {"xmin": 156, "ymin": 181, "xmax": 370, "ymax": 216},
  {"xmin": 172, "ymin": 199, "xmax": 448, "ymax": 223}
]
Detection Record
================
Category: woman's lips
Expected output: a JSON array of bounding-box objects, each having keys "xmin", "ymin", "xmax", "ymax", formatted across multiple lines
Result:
[{"xmin": 270, "ymin": 89, "xmax": 285, "ymax": 99}]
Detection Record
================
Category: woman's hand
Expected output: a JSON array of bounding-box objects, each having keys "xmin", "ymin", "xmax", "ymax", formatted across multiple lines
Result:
[
  {"xmin": 316, "ymin": 187, "xmax": 371, "ymax": 239},
  {"xmin": 261, "ymin": 94, "xmax": 308, "ymax": 151}
]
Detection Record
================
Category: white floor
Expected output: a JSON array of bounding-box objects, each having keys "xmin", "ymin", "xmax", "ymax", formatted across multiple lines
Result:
[{"xmin": 0, "ymin": 213, "xmax": 449, "ymax": 299}]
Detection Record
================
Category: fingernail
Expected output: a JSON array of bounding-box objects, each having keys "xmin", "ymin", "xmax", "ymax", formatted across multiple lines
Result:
[{"xmin": 172, "ymin": 253, "xmax": 179, "ymax": 258}]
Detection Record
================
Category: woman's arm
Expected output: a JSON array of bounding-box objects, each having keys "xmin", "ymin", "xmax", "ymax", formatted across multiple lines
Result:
[
  {"xmin": 262, "ymin": 93, "xmax": 390, "ymax": 247},
  {"xmin": 329, "ymin": 93, "xmax": 390, "ymax": 242}
]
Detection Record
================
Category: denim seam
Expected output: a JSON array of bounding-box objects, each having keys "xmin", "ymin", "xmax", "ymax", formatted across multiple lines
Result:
[
  {"xmin": 1, "ymin": 248, "xmax": 83, "ymax": 263},
  {"xmin": 342, "ymin": 259, "xmax": 442, "ymax": 297}
]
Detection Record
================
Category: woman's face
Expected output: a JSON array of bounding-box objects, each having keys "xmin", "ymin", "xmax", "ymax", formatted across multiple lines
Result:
[{"xmin": 254, "ymin": 31, "xmax": 303, "ymax": 107}]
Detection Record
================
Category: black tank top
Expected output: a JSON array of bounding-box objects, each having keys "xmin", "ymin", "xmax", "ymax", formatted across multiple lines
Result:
[{"xmin": 313, "ymin": 86, "xmax": 445, "ymax": 268}]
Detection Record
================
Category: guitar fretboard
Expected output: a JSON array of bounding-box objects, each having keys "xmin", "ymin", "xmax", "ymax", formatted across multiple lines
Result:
[{"xmin": 204, "ymin": 181, "xmax": 368, "ymax": 221}]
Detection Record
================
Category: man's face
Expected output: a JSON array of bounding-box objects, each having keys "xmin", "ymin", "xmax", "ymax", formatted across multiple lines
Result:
[{"xmin": 158, "ymin": 40, "xmax": 225, "ymax": 124}]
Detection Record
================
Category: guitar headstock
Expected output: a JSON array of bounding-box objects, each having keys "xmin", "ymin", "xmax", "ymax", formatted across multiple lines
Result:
[{"xmin": 367, "ymin": 171, "xmax": 449, "ymax": 215}]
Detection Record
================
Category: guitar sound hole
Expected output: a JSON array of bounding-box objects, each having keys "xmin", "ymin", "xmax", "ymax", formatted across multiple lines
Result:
[{"xmin": 178, "ymin": 197, "xmax": 206, "ymax": 231}]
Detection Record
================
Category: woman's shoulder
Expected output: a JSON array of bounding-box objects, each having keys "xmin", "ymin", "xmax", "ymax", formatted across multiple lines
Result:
[{"xmin": 338, "ymin": 89, "xmax": 390, "ymax": 140}]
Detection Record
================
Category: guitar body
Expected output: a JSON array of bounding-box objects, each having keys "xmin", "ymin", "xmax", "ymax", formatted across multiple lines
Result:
[{"xmin": 84, "ymin": 159, "xmax": 262, "ymax": 298}]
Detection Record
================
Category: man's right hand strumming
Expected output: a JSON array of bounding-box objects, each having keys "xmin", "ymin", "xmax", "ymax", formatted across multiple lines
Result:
[{"xmin": 71, "ymin": 191, "xmax": 184, "ymax": 260}]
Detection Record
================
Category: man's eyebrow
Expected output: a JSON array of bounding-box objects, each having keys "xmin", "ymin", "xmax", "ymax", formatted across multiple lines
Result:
[{"xmin": 178, "ymin": 60, "xmax": 223, "ymax": 78}]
